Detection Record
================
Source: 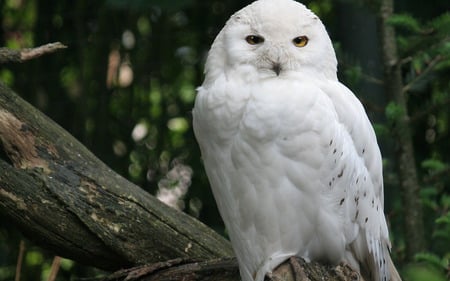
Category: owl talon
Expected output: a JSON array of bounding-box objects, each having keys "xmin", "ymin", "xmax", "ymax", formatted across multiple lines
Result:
[
  {"xmin": 266, "ymin": 271, "xmax": 282, "ymax": 281},
  {"xmin": 335, "ymin": 262, "xmax": 361, "ymax": 281}
]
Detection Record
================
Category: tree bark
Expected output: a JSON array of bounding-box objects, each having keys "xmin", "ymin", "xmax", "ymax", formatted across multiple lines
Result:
[
  {"xmin": 378, "ymin": 0, "xmax": 425, "ymax": 257},
  {"xmin": 103, "ymin": 257, "xmax": 361, "ymax": 281},
  {"xmin": 0, "ymin": 82, "xmax": 362, "ymax": 281},
  {"xmin": 0, "ymin": 81, "xmax": 233, "ymax": 270}
]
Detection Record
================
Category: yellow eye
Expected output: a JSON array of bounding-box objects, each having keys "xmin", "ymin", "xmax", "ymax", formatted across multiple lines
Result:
[
  {"xmin": 293, "ymin": 36, "xmax": 308, "ymax": 47},
  {"xmin": 245, "ymin": 35, "xmax": 265, "ymax": 45}
]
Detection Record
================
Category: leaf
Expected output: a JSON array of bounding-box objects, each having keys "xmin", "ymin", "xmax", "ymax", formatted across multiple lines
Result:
[
  {"xmin": 373, "ymin": 123, "xmax": 390, "ymax": 138},
  {"xmin": 429, "ymin": 12, "xmax": 450, "ymax": 37},
  {"xmin": 435, "ymin": 211, "xmax": 450, "ymax": 225},
  {"xmin": 385, "ymin": 102, "xmax": 404, "ymax": 122},
  {"xmin": 388, "ymin": 13, "xmax": 422, "ymax": 33},
  {"xmin": 433, "ymin": 210, "xmax": 450, "ymax": 242},
  {"xmin": 403, "ymin": 261, "xmax": 447, "ymax": 281},
  {"xmin": 414, "ymin": 253, "xmax": 447, "ymax": 269},
  {"xmin": 344, "ymin": 65, "xmax": 362, "ymax": 87},
  {"xmin": 421, "ymin": 159, "xmax": 448, "ymax": 172},
  {"xmin": 420, "ymin": 187, "xmax": 438, "ymax": 209}
]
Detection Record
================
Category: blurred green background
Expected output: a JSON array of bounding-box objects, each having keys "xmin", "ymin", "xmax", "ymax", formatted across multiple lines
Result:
[{"xmin": 0, "ymin": 0, "xmax": 449, "ymax": 280}]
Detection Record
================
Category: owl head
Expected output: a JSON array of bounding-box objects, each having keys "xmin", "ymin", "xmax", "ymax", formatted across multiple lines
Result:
[{"xmin": 204, "ymin": 0, "xmax": 338, "ymax": 83}]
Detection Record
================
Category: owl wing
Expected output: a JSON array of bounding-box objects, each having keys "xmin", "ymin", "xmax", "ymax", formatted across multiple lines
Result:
[
  {"xmin": 257, "ymin": 78, "xmax": 391, "ymax": 280},
  {"xmin": 319, "ymin": 80, "xmax": 392, "ymax": 281}
]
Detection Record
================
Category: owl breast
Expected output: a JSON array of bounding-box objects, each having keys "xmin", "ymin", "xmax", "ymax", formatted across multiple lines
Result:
[{"xmin": 194, "ymin": 75, "xmax": 373, "ymax": 281}]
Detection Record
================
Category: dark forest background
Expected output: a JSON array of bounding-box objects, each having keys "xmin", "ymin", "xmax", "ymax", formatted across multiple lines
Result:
[{"xmin": 0, "ymin": 0, "xmax": 449, "ymax": 280}]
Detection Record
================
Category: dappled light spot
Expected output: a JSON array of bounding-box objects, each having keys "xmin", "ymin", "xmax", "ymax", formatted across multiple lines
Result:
[
  {"xmin": 132, "ymin": 122, "xmax": 148, "ymax": 142},
  {"xmin": 156, "ymin": 162, "xmax": 193, "ymax": 211}
]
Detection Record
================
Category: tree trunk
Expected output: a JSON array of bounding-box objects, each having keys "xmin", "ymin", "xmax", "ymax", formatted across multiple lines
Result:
[
  {"xmin": 378, "ymin": 0, "xmax": 425, "ymax": 257},
  {"xmin": 0, "ymin": 81, "xmax": 363, "ymax": 280}
]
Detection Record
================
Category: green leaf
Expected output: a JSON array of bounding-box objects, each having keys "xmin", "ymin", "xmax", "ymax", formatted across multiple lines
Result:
[
  {"xmin": 388, "ymin": 13, "xmax": 422, "ymax": 33},
  {"xmin": 373, "ymin": 123, "xmax": 390, "ymax": 138},
  {"xmin": 414, "ymin": 252, "xmax": 447, "ymax": 269},
  {"xmin": 403, "ymin": 262, "xmax": 447, "ymax": 281},
  {"xmin": 385, "ymin": 102, "xmax": 404, "ymax": 122},
  {"xmin": 421, "ymin": 159, "xmax": 448, "ymax": 172},
  {"xmin": 429, "ymin": 12, "xmax": 450, "ymax": 37},
  {"xmin": 435, "ymin": 211, "xmax": 450, "ymax": 225},
  {"xmin": 344, "ymin": 65, "xmax": 362, "ymax": 87}
]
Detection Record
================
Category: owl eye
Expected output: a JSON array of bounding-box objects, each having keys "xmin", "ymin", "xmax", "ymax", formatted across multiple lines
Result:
[
  {"xmin": 293, "ymin": 36, "xmax": 308, "ymax": 47},
  {"xmin": 245, "ymin": 35, "xmax": 265, "ymax": 45}
]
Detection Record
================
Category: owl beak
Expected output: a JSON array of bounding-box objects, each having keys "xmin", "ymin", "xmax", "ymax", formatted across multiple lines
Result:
[{"xmin": 272, "ymin": 63, "xmax": 281, "ymax": 76}]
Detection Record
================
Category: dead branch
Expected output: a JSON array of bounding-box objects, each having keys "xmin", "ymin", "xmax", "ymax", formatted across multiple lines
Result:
[{"xmin": 0, "ymin": 42, "xmax": 67, "ymax": 63}]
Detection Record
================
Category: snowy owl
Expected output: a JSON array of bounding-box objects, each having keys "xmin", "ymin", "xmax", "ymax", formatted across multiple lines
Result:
[{"xmin": 193, "ymin": 0, "xmax": 401, "ymax": 281}]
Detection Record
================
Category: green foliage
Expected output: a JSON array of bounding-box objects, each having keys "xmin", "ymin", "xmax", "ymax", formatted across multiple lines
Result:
[
  {"xmin": 402, "ymin": 242, "xmax": 450, "ymax": 281},
  {"xmin": 394, "ymin": 12, "xmax": 450, "ymax": 93},
  {"xmin": 421, "ymin": 158, "xmax": 448, "ymax": 173},
  {"xmin": 372, "ymin": 123, "xmax": 390, "ymax": 139},
  {"xmin": 384, "ymin": 101, "xmax": 404, "ymax": 122},
  {"xmin": 341, "ymin": 2, "xmax": 450, "ymax": 280},
  {"xmin": 429, "ymin": 13, "xmax": 450, "ymax": 39},
  {"xmin": 2, "ymin": 0, "xmax": 36, "ymax": 48},
  {"xmin": 388, "ymin": 13, "xmax": 422, "ymax": 33},
  {"xmin": 343, "ymin": 65, "xmax": 363, "ymax": 88},
  {"xmin": 0, "ymin": 70, "xmax": 14, "ymax": 86},
  {"xmin": 435, "ymin": 208, "xmax": 450, "ymax": 242},
  {"xmin": 308, "ymin": 0, "xmax": 333, "ymax": 18},
  {"xmin": 402, "ymin": 262, "xmax": 447, "ymax": 281},
  {"xmin": 390, "ymin": 9, "xmax": 450, "ymax": 278},
  {"xmin": 415, "ymin": 252, "xmax": 447, "ymax": 271}
]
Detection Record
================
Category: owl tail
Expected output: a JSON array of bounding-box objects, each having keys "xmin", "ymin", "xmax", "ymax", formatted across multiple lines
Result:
[
  {"xmin": 362, "ymin": 233, "xmax": 402, "ymax": 281},
  {"xmin": 387, "ymin": 254, "xmax": 402, "ymax": 281}
]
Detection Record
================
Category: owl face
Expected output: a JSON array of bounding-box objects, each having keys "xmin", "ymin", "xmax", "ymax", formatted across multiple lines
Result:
[{"xmin": 205, "ymin": 0, "xmax": 338, "ymax": 82}]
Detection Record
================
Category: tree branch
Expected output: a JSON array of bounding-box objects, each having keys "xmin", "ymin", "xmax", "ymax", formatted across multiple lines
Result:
[
  {"xmin": 0, "ymin": 82, "xmax": 233, "ymax": 270},
  {"xmin": 0, "ymin": 42, "xmax": 67, "ymax": 63},
  {"xmin": 103, "ymin": 257, "xmax": 362, "ymax": 281},
  {"xmin": 402, "ymin": 55, "xmax": 443, "ymax": 94}
]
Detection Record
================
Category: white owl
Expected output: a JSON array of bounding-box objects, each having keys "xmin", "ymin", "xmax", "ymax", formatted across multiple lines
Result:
[{"xmin": 193, "ymin": 0, "xmax": 401, "ymax": 281}]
